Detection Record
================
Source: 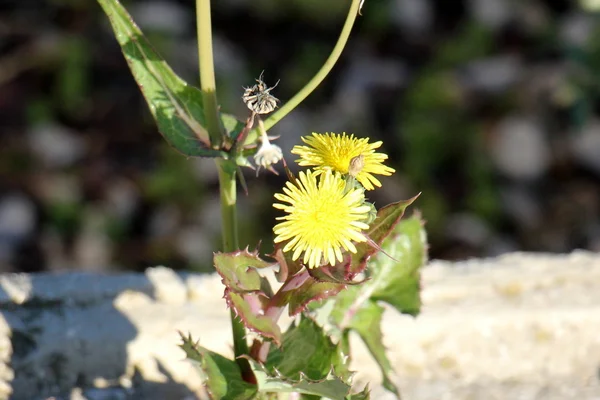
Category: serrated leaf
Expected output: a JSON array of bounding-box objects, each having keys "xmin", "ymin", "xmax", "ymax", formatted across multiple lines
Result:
[
  {"xmin": 214, "ymin": 249, "xmax": 274, "ymax": 293},
  {"xmin": 368, "ymin": 214, "xmax": 427, "ymax": 316},
  {"xmin": 271, "ymin": 246, "xmax": 304, "ymax": 283},
  {"xmin": 246, "ymin": 358, "xmax": 351, "ymax": 399},
  {"xmin": 266, "ymin": 317, "xmax": 349, "ymax": 382},
  {"xmin": 346, "ymin": 384, "xmax": 371, "ymax": 399},
  {"xmin": 346, "ymin": 301, "xmax": 398, "ymax": 396},
  {"xmin": 349, "ymin": 194, "xmax": 420, "ymax": 275},
  {"xmin": 178, "ymin": 332, "xmax": 257, "ymax": 400},
  {"xmin": 328, "ymin": 213, "xmax": 428, "ymax": 398},
  {"xmin": 97, "ymin": 0, "xmax": 227, "ymax": 157},
  {"xmin": 288, "ymin": 278, "xmax": 346, "ymax": 316},
  {"xmin": 227, "ymin": 291, "xmax": 282, "ymax": 345}
]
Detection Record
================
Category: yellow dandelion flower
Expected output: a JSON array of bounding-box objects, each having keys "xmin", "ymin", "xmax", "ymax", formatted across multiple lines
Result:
[
  {"xmin": 273, "ymin": 169, "xmax": 371, "ymax": 269},
  {"xmin": 291, "ymin": 132, "xmax": 395, "ymax": 190}
]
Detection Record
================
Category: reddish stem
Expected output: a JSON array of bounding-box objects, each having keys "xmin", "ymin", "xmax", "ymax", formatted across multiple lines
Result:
[{"xmin": 249, "ymin": 270, "xmax": 311, "ymax": 363}]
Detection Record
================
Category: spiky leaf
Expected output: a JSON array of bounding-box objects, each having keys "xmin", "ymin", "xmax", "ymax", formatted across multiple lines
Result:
[
  {"xmin": 214, "ymin": 249, "xmax": 274, "ymax": 293},
  {"xmin": 246, "ymin": 358, "xmax": 350, "ymax": 399},
  {"xmin": 287, "ymin": 278, "xmax": 346, "ymax": 316},
  {"xmin": 349, "ymin": 195, "xmax": 420, "ymax": 275},
  {"xmin": 368, "ymin": 214, "xmax": 427, "ymax": 315},
  {"xmin": 179, "ymin": 332, "xmax": 257, "ymax": 400},
  {"xmin": 266, "ymin": 317, "xmax": 350, "ymax": 382},
  {"xmin": 227, "ymin": 291, "xmax": 282, "ymax": 345},
  {"xmin": 328, "ymin": 213, "xmax": 428, "ymax": 397}
]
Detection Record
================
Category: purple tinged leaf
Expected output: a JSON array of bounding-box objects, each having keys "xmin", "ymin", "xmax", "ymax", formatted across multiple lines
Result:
[
  {"xmin": 271, "ymin": 246, "xmax": 303, "ymax": 283},
  {"xmin": 213, "ymin": 248, "xmax": 274, "ymax": 293},
  {"xmin": 226, "ymin": 290, "xmax": 282, "ymax": 346},
  {"xmin": 288, "ymin": 279, "xmax": 346, "ymax": 317}
]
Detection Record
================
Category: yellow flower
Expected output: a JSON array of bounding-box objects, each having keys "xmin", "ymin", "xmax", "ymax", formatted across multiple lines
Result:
[
  {"xmin": 273, "ymin": 169, "xmax": 371, "ymax": 269},
  {"xmin": 291, "ymin": 132, "xmax": 395, "ymax": 190}
]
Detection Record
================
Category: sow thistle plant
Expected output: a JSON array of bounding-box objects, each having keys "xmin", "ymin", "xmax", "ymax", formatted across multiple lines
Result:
[{"xmin": 98, "ymin": 0, "xmax": 427, "ymax": 398}]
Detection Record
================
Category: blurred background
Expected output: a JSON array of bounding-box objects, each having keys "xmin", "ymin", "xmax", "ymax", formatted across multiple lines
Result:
[{"xmin": 1, "ymin": 0, "xmax": 599, "ymax": 274}]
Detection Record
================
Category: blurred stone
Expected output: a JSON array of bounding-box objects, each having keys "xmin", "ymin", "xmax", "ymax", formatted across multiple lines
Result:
[
  {"xmin": 73, "ymin": 208, "xmax": 112, "ymax": 271},
  {"xmin": 391, "ymin": 0, "xmax": 433, "ymax": 34},
  {"xmin": 445, "ymin": 213, "xmax": 490, "ymax": 248},
  {"xmin": 191, "ymin": 157, "xmax": 219, "ymax": 185},
  {"xmin": 148, "ymin": 205, "xmax": 181, "ymax": 240},
  {"xmin": 490, "ymin": 117, "xmax": 551, "ymax": 181},
  {"xmin": 560, "ymin": 12, "xmax": 595, "ymax": 47},
  {"xmin": 196, "ymin": 197, "xmax": 224, "ymax": 238},
  {"xmin": 105, "ymin": 179, "xmax": 139, "ymax": 221},
  {"xmin": 338, "ymin": 53, "xmax": 408, "ymax": 97},
  {"xmin": 0, "ymin": 194, "xmax": 36, "ymax": 263},
  {"xmin": 35, "ymin": 173, "xmax": 81, "ymax": 204},
  {"xmin": 175, "ymin": 226, "xmax": 212, "ymax": 264},
  {"xmin": 499, "ymin": 186, "xmax": 542, "ymax": 229},
  {"xmin": 571, "ymin": 120, "xmax": 600, "ymax": 176},
  {"xmin": 468, "ymin": 0, "xmax": 513, "ymax": 29},
  {"xmin": 459, "ymin": 55, "xmax": 522, "ymax": 93},
  {"xmin": 484, "ymin": 235, "xmax": 519, "ymax": 257},
  {"xmin": 515, "ymin": 2, "xmax": 551, "ymax": 34},
  {"xmin": 146, "ymin": 266, "xmax": 187, "ymax": 305},
  {"xmin": 130, "ymin": 1, "xmax": 189, "ymax": 36},
  {"xmin": 27, "ymin": 123, "xmax": 85, "ymax": 168}
]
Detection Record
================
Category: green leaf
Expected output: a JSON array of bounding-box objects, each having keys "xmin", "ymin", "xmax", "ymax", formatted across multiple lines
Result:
[
  {"xmin": 179, "ymin": 332, "xmax": 257, "ymax": 400},
  {"xmin": 214, "ymin": 249, "xmax": 274, "ymax": 293},
  {"xmin": 346, "ymin": 385, "xmax": 371, "ymax": 399},
  {"xmin": 346, "ymin": 301, "xmax": 397, "ymax": 396},
  {"xmin": 349, "ymin": 194, "xmax": 420, "ymax": 276},
  {"xmin": 328, "ymin": 213, "xmax": 428, "ymax": 397},
  {"xmin": 368, "ymin": 214, "xmax": 427, "ymax": 316},
  {"xmin": 97, "ymin": 0, "xmax": 224, "ymax": 157},
  {"xmin": 266, "ymin": 317, "xmax": 349, "ymax": 382},
  {"xmin": 246, "ymin": 358, "xmax": 350, "ymax": 399},
  {"xmin": 227, "ymin": 291, "xmax": 282, "ymax": 345}
]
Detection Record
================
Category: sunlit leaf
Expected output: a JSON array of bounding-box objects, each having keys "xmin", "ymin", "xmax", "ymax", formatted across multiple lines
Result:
[
  {"xmin": 214, "ymin": 249, "xmax": 274, "ymax": 293},
  {"xmin": 349, "ymin": 194, "xmax": 420, "ymax": 275},
  {"xmin": 226, "ymin": 291, "xmax": 282, "ymax": 345},
  {"xmin": 179, "ymin": 332, "xmax": 257, "ymax": 400},
  {"xmin": 246, "ymin": 358, "xmax": 350, "ymax": 399},
  {"xmin": 97, "ymin": 0, "xmax": 225, "ymax": 157},
  {"xmin": 328, "ymin": 213, "xmax": 428, "ymax": 397},
  {"xmin": 266, "ymin": 317, "xmax": 349, "ymax": 381}
]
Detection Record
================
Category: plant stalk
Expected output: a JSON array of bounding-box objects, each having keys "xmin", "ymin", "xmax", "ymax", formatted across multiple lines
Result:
[
  {"xmin": 196, "ymin": 0, "xmax": 222, "ymax": 148},
  {"xmin": 196, "ymin": 0, "xmax": 251, "ymax": 380}
]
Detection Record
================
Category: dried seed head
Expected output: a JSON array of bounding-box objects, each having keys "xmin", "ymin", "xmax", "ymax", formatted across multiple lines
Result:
[{"xmin": 242, "ymin": 72, "xmax": 280, "ymax": 115}]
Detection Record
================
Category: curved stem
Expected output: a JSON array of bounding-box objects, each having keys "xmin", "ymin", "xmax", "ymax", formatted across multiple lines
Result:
[{"xmin": 247, "ymin": 0, "xmax": 361, "ymax": 142}]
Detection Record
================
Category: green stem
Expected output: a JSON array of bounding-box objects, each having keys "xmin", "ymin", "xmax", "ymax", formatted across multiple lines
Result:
[
  {"xmin": 196, "ymin": 0, "xmax": 222, "ymax": 148},
  {"xmin": 215, "ymin": 158, "xmax": 253, "ymax": 381},
  {"xmin": 196, "ymin": 0, "xmax": 251, "ymax": 380},
  {"xmin": 249, "ymin": 0, "xmax": 361, "ymax": 141}
]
